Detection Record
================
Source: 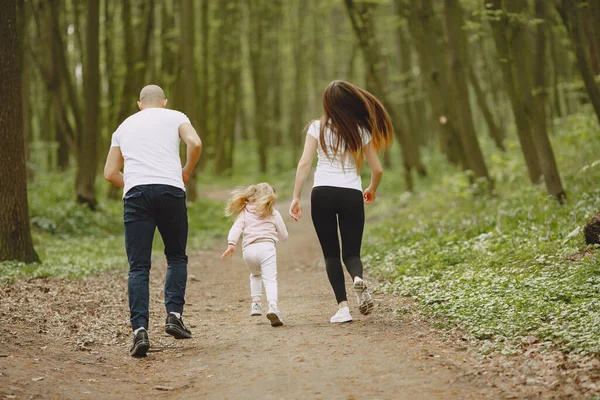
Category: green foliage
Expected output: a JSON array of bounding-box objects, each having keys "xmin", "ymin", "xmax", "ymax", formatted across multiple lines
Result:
[
  {"xmin": 0, "ymin": 173, "xmax": 229, "ymax": 283},
  {"xmin": 364, "ymin": 113, "xmax": 600, "ymax": 355}
]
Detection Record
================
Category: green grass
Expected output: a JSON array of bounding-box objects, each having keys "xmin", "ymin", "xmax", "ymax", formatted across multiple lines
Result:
[
  {"xmin": 0, "ymin": 174, "xmax": 230, "ymax": 283},
  {"xmin": 363, "ymin": 112, "xmax": 600, "ymax": 354}
]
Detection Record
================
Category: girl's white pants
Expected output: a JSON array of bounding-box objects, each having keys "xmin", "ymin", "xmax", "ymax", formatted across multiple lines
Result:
[{"xmin": 242, "ymin": 241, "xmax": 278, "ymax": 304}]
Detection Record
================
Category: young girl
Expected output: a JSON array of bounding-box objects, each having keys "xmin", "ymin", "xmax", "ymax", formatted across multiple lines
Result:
[
  {"xmin": 221, "ymin": 183, "xmax": 288, "ymax": 327},
  {"xmin": 289, "ymin": 80, "xmax": 393, "ymax": 323}
]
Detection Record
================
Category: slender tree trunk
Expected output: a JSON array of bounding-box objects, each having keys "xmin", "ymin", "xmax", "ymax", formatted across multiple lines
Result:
[
  {"xmin": 443, "ymin": 0, "xmax": 491, "ymax": 185},
  {"xmin": 289, "ymin": 0, "xmax": 308, "ymax": 167},
  {"xmin": 528, "ymin": 0, "xmax": 566, "ymax": 201},
  {"xmin": 75, "ymin": 0, "xmax": 100, "ymax": 209},
  {"xmin": 487, "ymin": 0, "xmax": 543, "ymax": 183},
  {"xmin": 180, "ymin": 0, "xmax": 199, "ymax": 200},
  {"xmin": 406, "ymin": 0, "xmax": 467, "ymax": 170},
  {"xmin": 198, "ymin": 0, "xmax": 209, "ymax": 169},
  {"xmin": 555, "ymin": 0, "xmax": 600, "ymax": 126},
  {"xmin": 468, "ymin": 66, "xmax": 506, "ymax": 151},
  {"xmin": 345, "ymin": 0, "xmax": 420, "ymax": 191},
  {"xmin": 0, "ymin": 0, "xmax": 40, "ymax": 263},
  {"xmin": 248, "ymin": 0, "xmax": 269, "ymax": 173}
]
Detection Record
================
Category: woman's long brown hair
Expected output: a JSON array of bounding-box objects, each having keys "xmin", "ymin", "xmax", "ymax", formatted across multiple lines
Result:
[{"xmin": 319, "ymin": 80, "xmax": 393, "ymax": 172}]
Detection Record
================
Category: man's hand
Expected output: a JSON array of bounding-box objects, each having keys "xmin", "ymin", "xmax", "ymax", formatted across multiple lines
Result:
[
  {"xmin": 221, "ymin": 244, "xmax": 236, "ymax": 259},
  {"xmin": 182, "ymin": 167, "xmax": 191, "ymax": 184}
]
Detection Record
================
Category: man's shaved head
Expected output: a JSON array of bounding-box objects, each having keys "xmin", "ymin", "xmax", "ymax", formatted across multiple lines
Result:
[{"xmin": 139, "ymin": 85, "xmax": 166, "ymax": 108}]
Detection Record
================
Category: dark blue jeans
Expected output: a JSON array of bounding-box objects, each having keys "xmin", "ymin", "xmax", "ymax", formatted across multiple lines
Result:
[{"xmin": 123, "ymin": 184, "xmax": 188, "ymax": 331}]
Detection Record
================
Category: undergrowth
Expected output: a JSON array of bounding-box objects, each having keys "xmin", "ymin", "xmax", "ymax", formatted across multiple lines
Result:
[
  {"xmin": 363, "ymin": 112, "xmax": 600, "ymax": 354},
  {"xmin": 0, "ymin": 174, "xmax": 229, "ymax": 283}
]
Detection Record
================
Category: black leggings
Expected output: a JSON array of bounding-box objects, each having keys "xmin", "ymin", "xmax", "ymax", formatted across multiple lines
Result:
[{"xmin": 311, "ymin": 186, "xmax": 365, "ymax": 304}]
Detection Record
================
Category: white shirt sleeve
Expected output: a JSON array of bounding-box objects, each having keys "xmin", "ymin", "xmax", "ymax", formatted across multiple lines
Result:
[
  {"xmin": 307, "ymin": 120, "xmax": 320, "ymax": 139},
  {"xmin": 110, "ymin": 130, "xmax": 120, "ymax": 148},
  {"xmin": 175, "ymin": 111, "xmax": 191, "ymax": 128}
]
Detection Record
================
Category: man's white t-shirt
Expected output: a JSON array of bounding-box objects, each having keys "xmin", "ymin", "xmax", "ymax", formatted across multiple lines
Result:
[
  {"xmin": 307, "ymin": 119, "xmax": 371, "ymax": 191},
  {"xmin": 110, "ymin": 108, "xmax": 190, "ymax": 196}
]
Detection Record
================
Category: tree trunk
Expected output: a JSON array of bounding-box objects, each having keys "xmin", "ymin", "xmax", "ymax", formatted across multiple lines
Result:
[
  {"xmin": 0, "ymin": 0, "xmax": 40, "ymax": 263},
  {"xmin": 289, "ymin": 0, "xmax": 308, "ymax": 167},
  {"xmin": 487, "ymin": 0, "xmax": 543, "ymax": 184},
  {"xmin": 528, "ymin": 0, "xmax": 566, "ymax": 201},
  {"xmin": 468, "ymin": 65, "xmax": 506, "ymax": 151},
  {"xmin": 555, "ymin": 0, "xmax": 600, "ymax": 126},
  {"xmin": 180, "ymin": 0, "xmax": 198, "ymax": 200},
  {"xmin": 198, "ymin": 0, "xmax": 210, "ymax": 169},
  {"xmin": 345, "ymin": 0, "xmax": 420, "ymax": 191},
  {"xmin": 406, "ymin": 0, "xmax": 467, "ymax": 170},
  {"xmin": 443, "ymin": 0, "xmax": 491, "ymax": 185},
  {"xmin": 248, "ymin": 1, "xmax": 269, "ymax": 173},
  {"xmin": 75, "ymin": 0, "xmax": 100, "ymax": 209},
  {"xmin": 19, "ymin": 0, "xmax": 33, "ymax": 180}
]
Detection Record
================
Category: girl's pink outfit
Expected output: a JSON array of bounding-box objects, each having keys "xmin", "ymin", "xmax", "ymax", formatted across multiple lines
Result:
[{"xmin": 227, "ymin": 205, "xmax": 288, "ymax": 305}]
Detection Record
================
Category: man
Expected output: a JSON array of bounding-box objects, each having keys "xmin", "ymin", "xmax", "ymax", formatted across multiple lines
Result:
[{"xmin": 104, "ymin": 85, "xmax": 202, "ymax": 357}]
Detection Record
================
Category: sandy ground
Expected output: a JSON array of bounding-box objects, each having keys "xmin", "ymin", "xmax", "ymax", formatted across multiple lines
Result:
[{"xmin": 1, "ymin": 192, "xmax": 599, "ymax": 399}]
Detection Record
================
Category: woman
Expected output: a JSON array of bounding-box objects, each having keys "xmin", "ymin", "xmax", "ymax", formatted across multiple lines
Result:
[{"xmin": 289, "ymin": 80, "xmax": 393, "ymax": 323}]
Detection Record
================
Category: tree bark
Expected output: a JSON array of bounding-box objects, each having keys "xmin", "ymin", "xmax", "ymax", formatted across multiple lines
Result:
[
  {"xmin": 443, "ymin": 0, "xmax": 491, "ymax": 184},
  {"xmin": 345, "ymin": 0, "xmax": 422, "ymax": 191},
  {"xmin": 248, "ymin": 0, "xmax": 269, "ymax": 173},
  {"xmin": 180, "ymin": 0, "xmax": 198, "ymax": 200},
  {"xmin": 289, "ymin": 0, "xmax": 308, "ymax": 167},
  {"xmin": 75, "ymin": 0, "xmax": 100, "ymax": 209},
  {"xmin": 0, "ymin": 0, "xmax": 40, "ymax": 263},
  {"xmin": 555, "ymin": 0, "xmax": 600, "ymax": 126},
  {"xmin": 487, "ymin": 0, "xmax": 543, "ymax": 183},
  {"xmin": 198, "ymin": 0, "xmax": 210, "ymax": 169},
  {"xmin": 468, "ymin": 65, "xmax": 506, "ymax": 151},
  {"xmin": 531, "ymin": 0, "xmax": 566, "ymax": 201},
  {"xmin": 405, "ymin": 0, "xmax": 467, "ymax": 170}
]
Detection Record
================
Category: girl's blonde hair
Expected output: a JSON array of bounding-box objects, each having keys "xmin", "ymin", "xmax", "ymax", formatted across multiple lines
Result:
[{"xmin": 225, "ymin": 183, "xmax": 277, "ymax": 219}]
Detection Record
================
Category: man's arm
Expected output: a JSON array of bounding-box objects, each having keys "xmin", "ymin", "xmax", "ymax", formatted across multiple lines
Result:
[
  {"xmin": 179, "ymin": 122, "xmax": 202, "ymax": 184},
  {"xmin": 103, "ymin": 147, "xmax": 125, "ymax": 187}
]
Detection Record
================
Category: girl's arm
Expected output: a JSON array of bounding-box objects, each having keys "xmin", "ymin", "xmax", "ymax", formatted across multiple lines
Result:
[
  {"xmin": 222, "ymin": 213, "xmax": 244, "ymax": 259},
  {"xmin": 273, "ymin": 210, "xmax": 288, "ymax": 241},
  {"xmin": 289, "ymin": 135, "xmax": 318, "ymax": 221},
  {"xmin": 363, "ymin": 142, "xmax": 383, "ymax": 204}
]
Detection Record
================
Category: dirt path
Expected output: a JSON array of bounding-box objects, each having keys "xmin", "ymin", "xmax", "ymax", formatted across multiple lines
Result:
[{"xmin": 1, "ymin": 193, "xmax": 596, "ymax": 399}]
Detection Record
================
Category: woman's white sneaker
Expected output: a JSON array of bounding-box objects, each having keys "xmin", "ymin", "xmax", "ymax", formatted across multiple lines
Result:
[
  {"xmin": 330, "ymin": 306, "xmax": 353, "ymax": 323},
  {"xmin": 354, "ymin": 278, "xmax": 374, "ymax": 315}
]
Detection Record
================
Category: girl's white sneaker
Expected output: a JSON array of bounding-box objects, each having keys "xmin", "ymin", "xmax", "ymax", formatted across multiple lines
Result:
[
  {"xmin": 250, "ymin": 302, "xmax": 262, "ymax": 316},
  {"xmin": 266, "ymin": 305, "xmax": 283, "ymax": 327},
  {"xmin": 330, "ymin": 306, "xmax": 353, "ymax": 323}
]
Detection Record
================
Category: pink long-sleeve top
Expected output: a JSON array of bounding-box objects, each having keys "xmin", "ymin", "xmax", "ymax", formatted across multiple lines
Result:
[{"xmin": 227, "ymin": 205, "xmax": 289, "ymax": 249}]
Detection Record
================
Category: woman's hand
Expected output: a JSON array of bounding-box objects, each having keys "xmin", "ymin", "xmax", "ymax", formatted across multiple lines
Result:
[
  {"xmin": 363, "ymin": 186, "xmax": 376, "ymax": 204},
  {"xmin": 289, "ymin": 198, "xmax": 302, "ymax": 221},
  {"xmin": 221, "ymin": 244, "xmax": 236, "ymax": 259}
]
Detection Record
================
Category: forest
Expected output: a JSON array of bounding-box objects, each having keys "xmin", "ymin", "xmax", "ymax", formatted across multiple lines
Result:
[{"xmin": 2, "ymin": 0, "xmax": 600, "ymax": 398}]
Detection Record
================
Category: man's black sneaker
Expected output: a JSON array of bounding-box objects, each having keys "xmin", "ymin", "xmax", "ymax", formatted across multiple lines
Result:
[
  {"xmin": 130, "ymin": 329, "xmax": 150, "ymax": 357},
  {"xmin": 165, "ymin": 313, "xmax": 192, "ymax": 339}
]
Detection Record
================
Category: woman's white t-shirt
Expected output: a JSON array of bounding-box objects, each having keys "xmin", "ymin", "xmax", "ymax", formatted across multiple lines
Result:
[
  {"xmin": 307, "ymin": 120, "xmax": 371, "ymax": 191},
  {"xmin": 110, "ymin": 108, "xmax": 190, "ymax": 196}
]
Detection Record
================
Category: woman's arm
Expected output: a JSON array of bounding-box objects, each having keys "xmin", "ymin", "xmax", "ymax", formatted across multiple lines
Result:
[
  {"xmin": 363, "ymin": 142, "xmax": 383, "ymax": 204},
  {"xmin": 289, "ymin": 135, "xmax": 318, "ymax": 221}
]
